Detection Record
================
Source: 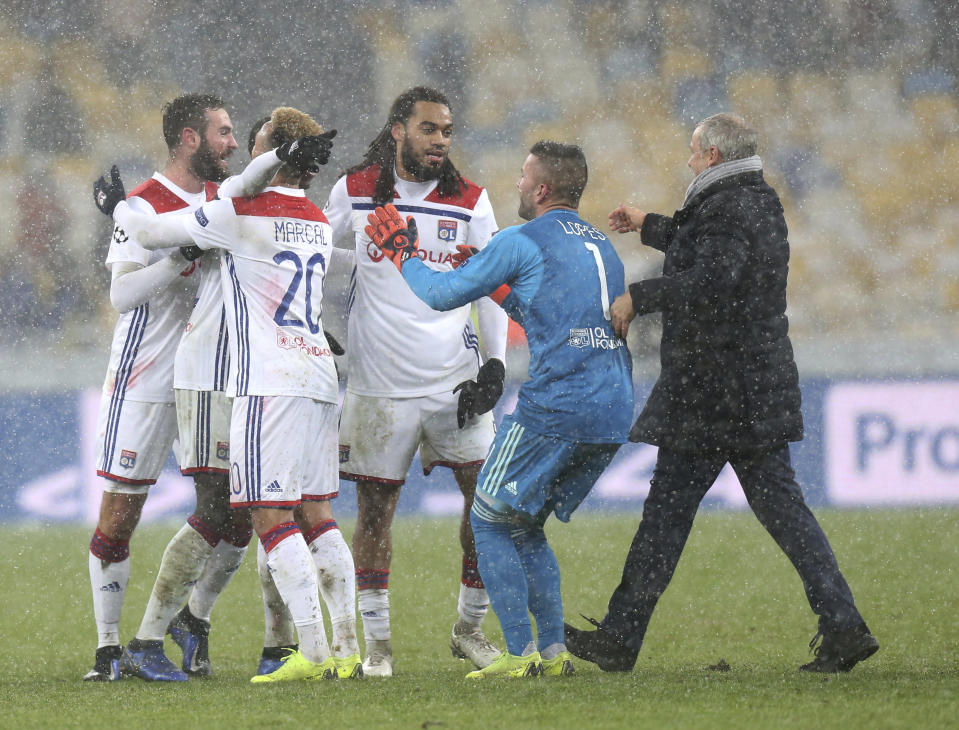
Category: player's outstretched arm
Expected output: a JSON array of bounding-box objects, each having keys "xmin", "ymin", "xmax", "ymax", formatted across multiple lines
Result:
[
  {"xmin": 220, "ymin": 130, "xmax": 337, "ymax": 197},
  {"xmin": 109, "ymin": 253, "xmax": 198, "ymax": 314},
  {"xmin": 112, "ymin": 200, "xmax": 194, "ymax": 251},
  {"xmin": 219, "ymin": 148, "xmax": 285, "ymax": 198}
]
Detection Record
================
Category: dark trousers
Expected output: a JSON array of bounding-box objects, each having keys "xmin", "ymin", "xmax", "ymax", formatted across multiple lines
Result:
[{"xmin": 601, "ymin": 445, "xmax": 864, "ymax": 649}]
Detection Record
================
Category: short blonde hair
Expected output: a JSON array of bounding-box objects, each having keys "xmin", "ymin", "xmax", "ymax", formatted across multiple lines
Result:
[{"xmin": 269, "ymin": 107, "xmax": 322, "ymax": 145}]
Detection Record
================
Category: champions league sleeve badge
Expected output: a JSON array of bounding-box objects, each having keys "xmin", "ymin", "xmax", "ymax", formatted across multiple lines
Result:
[{"xmin": 437, "ymin": 219, "xmax": 458, "ymax": 241}]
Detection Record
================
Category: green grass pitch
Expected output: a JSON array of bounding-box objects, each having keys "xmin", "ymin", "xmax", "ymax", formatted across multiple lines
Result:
[{"xmin": 1, "ymin": 509, "xmax": 956, "ymax": 729}]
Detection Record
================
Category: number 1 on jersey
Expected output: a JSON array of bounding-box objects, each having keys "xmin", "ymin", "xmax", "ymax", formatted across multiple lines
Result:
[{"xmin": 583, "ymin": 242, "xmax": 611, "ymax": 320}]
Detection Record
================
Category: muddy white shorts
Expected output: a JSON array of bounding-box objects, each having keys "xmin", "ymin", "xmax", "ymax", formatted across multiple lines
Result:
[
  {"xmin": 229, "ymin": 395, "xmax": 339, "ymax": 508},
  {"xmin": 175, "ymin": 388, "xmax": 232, "ymax": 476},
  {"xmin": 338, "ymin": 390, "xmax": 494, "ymax": 485},
  {"xmin": 95, "ymin": 395, "xmax": 177, "ymax": 494}
]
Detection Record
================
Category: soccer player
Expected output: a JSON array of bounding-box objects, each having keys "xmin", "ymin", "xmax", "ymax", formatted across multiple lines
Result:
[
  {"xmin": 364, "ymin": 141, "xmax": 634, "ymax": 678},
  {"xmin": 83, "ymin": 93, "xmax": 238, "ymax": 683},
  {"xmin": 119, "ymin": 116, "xmax": 335, "ymax": 681},
  {"xmin": 323, "ymin": 86, "xmax": 509, "ymax": 677},
  {"xmin": 97, "ymin": 106, "xmax": 359, "ymax": 683}
]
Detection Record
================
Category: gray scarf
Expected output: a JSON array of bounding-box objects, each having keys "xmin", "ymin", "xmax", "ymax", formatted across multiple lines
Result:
[{"xmin": 682, "ymin": 155, "xmax": 763, "ymax": 208}]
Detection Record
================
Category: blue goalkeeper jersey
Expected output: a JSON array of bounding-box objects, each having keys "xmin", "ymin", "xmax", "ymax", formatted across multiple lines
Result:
[{"xmin": 401, "ymin": 208, "xmax": 633, "ymax": 443}]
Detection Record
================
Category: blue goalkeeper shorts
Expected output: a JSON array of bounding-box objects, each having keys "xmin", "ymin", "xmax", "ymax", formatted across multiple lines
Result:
[{"xmin": 476, "ymin": 414, "xmax": 620, "ymax": 523}]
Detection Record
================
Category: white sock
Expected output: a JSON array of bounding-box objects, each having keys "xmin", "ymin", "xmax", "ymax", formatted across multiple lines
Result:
[
  {"xmin": 357, "ymin": 588, "xmax": 391, "ymax": 643},
  {"xmin": 89, "ymin": 552, "xmax": 130, "ymax": 648},
  {"xmin": 136, "ymin": 523, "xmax": 214, "ymax": 640},
  {"xmin": 258, "ymin": 540, "xmax": 295, "ymax": 647},
  {"xmin": 308, "ymin": 527, "xmax": 358, "ymax": 656},
  {"xmin": 265, "ymin": 529, "xmax": 329, "ymax": 663},
  {"xmin": 457, "ymin": 585, "xmax": 490, "ymax": 628},
  {"xmin": 188, "ymin": 540, "xmax": 249, "ymax": 622}
]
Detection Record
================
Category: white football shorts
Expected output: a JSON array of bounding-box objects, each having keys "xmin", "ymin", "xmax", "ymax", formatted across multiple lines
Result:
[
  {"xmin": 95, "ymin": 395, "xmax": 177, "ymax": 494},
  {"xmin": 229, "ymin": 395, "xmax": 339, "ymax": 509},
  {"xmin": 338, "ymin": 390, "xmax": 494, "ymax": 485},
  {"xmin": 175, "ymin": 388, "xmax": 232, "ymax": 476}
]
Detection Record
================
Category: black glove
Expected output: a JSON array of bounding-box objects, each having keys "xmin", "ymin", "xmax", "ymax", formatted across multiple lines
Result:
[
  {"xmin": 93, "ymin": 165, "xmax": 125, "ymax": 216},
  {"xmin": 180, "ymin": 245, "xmax": 204, "ymax": 262},
  {"xmin": 453, "ymin": 358, "xmax": 505, "ymax": 429},
  {"xmin": 324, "ymin": 330, "xmax": 345, "ymax": 356},
  {"xmin": 276, "ymin": 130, "xmax": 337, "ymax": 173}
]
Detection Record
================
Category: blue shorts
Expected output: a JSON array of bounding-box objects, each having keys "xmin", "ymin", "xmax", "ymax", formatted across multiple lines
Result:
[{"xmin": 476, "ymin": 415, "xmax": 620, "ymax": 523}]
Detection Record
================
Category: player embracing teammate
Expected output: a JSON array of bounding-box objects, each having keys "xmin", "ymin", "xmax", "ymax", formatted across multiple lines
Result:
[
  {"xmin": 84, "ymin": 94, "xmax": 239, "ymax": 682},
  {"xmin": 93, "ymin": 106, "xmax": 358, "ymax": 682}
]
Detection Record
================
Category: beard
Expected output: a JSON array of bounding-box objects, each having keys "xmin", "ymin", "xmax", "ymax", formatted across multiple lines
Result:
[
  {"xmin": 190, "ymin": 139, "xmax": 230, "ymax": 183},
  {"xmin": 400, "ymin": 137, "xmax": 443, "ymax": 182},
  {"xmin": 517, "ymin": 193, "xmax": 535, "ymax": 221}
]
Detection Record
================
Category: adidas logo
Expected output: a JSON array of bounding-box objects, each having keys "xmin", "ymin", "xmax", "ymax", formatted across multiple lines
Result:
[
  {"xmin": 265, "ymin": 480, "xmax": 282, "ymax": 493},
  {"xmin": 503, "ymin": 481, "xmax": 518, "ymax": 495},
  {"xmin": 100, "ymin": 581, "xmax": 122, "ymax": 593}
]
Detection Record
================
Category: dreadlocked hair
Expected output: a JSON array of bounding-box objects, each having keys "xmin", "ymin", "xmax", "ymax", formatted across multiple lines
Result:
[{"xmin": 342, "ymin": 86, "xmax": 465, "ymax": 205}]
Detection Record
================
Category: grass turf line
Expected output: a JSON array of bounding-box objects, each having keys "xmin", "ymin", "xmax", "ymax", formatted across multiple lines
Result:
[{"xmin": 0, "ymin": 509, "xmax": 956, "ymax": 729}]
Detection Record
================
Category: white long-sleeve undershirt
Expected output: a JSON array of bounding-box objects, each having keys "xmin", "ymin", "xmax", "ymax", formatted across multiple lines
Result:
[
  {"xmin": 108, "ymin": 254, "xmax": 191, "ymax": 314},
  {"xmin": 106, "ymin": 150, "xmax": 287, "ymax": 312},
  {"xmin": 476, "ymin": 294, "xmax": 508, "ymax": 363}
]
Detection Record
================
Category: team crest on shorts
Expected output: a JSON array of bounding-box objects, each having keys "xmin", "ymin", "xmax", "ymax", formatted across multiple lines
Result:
[
  {"xmin": 338, "ymin": 445, "xmax": 350, "ymax": 464},
  {"xmin": 119, "ymin": 449, "xmax": 137, "ymax": 469},
  {"xmin": 437, "ymin": 219, "xmax": 458, "ymax": 241},
  {"xmin": 216, "ymin": 441, "xmax": 230, "ymax": 461},
  {"xmin": 568, "ymin": 328, "xmax": 591, "ymax": 348}
]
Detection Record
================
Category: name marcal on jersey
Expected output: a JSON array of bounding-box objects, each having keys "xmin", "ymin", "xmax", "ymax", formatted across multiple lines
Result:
[{"xmin": 274, "ymin": 220, "xmax": 327, "ymax": 246}]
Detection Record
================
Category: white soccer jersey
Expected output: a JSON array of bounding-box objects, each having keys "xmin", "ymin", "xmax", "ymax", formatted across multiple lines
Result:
[
  {"xmin": 184, "ymin": 186, "xmax": 338, "ymax": 402},
  {"xmin": 173, "ymin": 160, "xmax": 297, "ymax": 392},
  {"xmin": 172, "ymin": 252, "xmax": 228, "ymax": 391},
  {"xmin": 102, "ymin": 173, "xmax": 212, "ymax": 403},
  {"xmin": 324, "ymin": 165, "xmax": 498, "ymax": 397},
  {"xmin": 171, "ymin": 166, "xmax": 265, "ymax": 392}
]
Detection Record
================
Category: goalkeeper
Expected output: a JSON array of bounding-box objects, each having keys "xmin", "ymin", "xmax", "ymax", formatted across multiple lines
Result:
[{"xmin": 365, "ymin": 141, "xmax": 634, "ymax": 678}]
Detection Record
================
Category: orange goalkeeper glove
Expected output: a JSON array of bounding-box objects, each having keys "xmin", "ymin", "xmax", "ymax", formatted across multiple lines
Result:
[{"xmin": 365, "ymin": 204, "xmax": 420, "ymax": 272}]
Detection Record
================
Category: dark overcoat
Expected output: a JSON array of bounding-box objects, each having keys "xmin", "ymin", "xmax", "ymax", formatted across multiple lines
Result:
[{"xmin": 628, "ymin": 169, "xmax": 804, "ymax": 452}]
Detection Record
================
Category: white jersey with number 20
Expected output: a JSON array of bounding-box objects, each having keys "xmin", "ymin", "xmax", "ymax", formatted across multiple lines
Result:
[{"xmin": 184, "ymin": 186, "xmax": 338, "ymax": 403}]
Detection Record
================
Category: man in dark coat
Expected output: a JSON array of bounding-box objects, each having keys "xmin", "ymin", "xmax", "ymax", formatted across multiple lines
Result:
[{"xmin": 565, "ymin": 113, "xmax": 878, "ymax": 674}]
